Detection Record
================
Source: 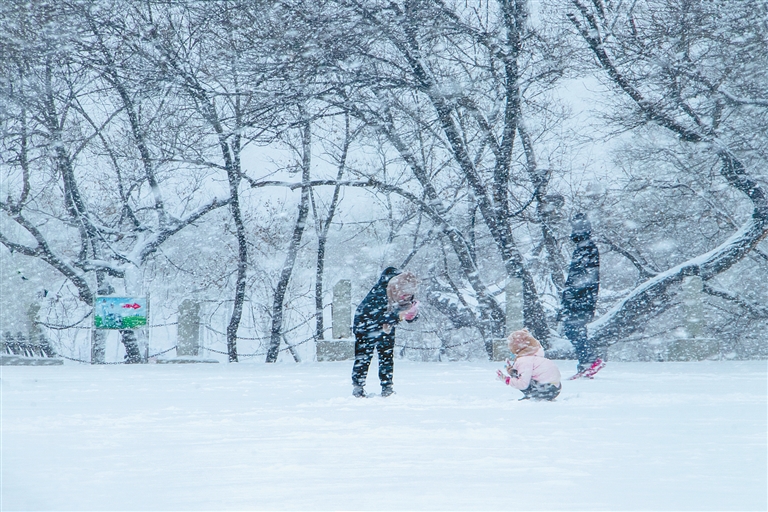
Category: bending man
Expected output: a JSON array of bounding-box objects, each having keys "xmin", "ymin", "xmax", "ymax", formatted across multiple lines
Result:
[{"xmin": 351, "ymin": 267, "xmax": 419, "ymax": 397}]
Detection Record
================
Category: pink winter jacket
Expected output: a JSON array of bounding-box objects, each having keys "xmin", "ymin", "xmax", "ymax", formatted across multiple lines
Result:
[{"xmin": 507, "ymin": 348, "xmax": 561, "ymax": 390}]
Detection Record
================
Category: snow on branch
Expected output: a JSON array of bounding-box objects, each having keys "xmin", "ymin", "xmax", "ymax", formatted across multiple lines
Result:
[
  {"xmin": 125, "ymin": 196, "xmax": 230, "ymax": 266},
  {"xmin": 0, "ymin": 212, "xmax": 94, "ymax": 305},
  {"xmin": 76, "ymin": 259, "xmax": 126, "ymax": 278},
  {"xmin": 702, "ymin": 283, "xmax": 768, "ymax": 319},
  {"xmin": 720, "ymin": 90, "xmax": 768, "ymax": 108},
  {"xmin": 589, "ymin": 215, "xmax": 768, "ymax": 345}
]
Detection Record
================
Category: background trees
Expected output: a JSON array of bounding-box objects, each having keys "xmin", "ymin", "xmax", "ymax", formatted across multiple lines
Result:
[
  {"xmin": 0, "ymin": 0, "xmax": 228, "ymax": 361},
  {"xmin": 566, "ymin": 0, "xmax": 768, "ymax": 355},
  {"xmin": 2, "ymin": 0, "xmax": 766, "ymax": 362}
]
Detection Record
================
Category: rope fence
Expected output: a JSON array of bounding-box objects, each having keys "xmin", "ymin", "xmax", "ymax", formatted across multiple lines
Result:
[
  {"xmin": 39, "ymin": 321, "xmax": 180, "ymax": 330},
  {"xmin": 45, "ymin": 334, "xmax": 464, "ymax": 364},
  {"xmin": 34, "ymin": 324, "xmax": 334, "ymax": 363},
  {"xmin": 12, "ymin": 304, "xmax": 478, "ymax": 365},
  {"xmin": 395, "ymin": 340, "xmax": 476, "ymax": 351},
  {"xmin": 8, "ymin": 336, "xmax": 481, "ymax": 364},
  {"xmin": 204, "ymin": 324, "xmax": 268, "ymax": 341},
  {"xmin": 10, "ymin": 344, "xmax": 182, "ymax": 365},
  {"xmin": 201, "ymin": 332, "xmax": 320, "ymax": 358}
]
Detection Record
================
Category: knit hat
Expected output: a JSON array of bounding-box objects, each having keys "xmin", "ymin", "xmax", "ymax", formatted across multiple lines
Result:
[
  {"xmin": 381, "ymin": 266, "xmax": 400, "ymax": 280},
  {"xmin": 507, "ymin": 329, "xmax": 542, "ymax": 357},
  {"xmin": 387, "ymin": 271, "xmax": 419, "ymax": 309}
]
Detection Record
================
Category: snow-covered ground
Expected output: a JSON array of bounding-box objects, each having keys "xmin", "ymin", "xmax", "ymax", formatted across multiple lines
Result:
[{"xmin": 2, "ymin": 359, "xmax": 766, "ymax": 511}]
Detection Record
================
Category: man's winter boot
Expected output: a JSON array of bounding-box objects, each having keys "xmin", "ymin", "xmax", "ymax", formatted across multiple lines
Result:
[
  {"xmin": 352, "ymin": 385, "xmax": 366, "ymax": 398},
  {"xmin": 381, "ymin": 386, "xmax": 395, "ymax": 397}
]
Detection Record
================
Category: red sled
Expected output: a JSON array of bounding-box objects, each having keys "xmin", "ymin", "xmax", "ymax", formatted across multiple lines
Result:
[{"xmin": 569, "ymin": 358, "xmax": 605, "ymax": 380}]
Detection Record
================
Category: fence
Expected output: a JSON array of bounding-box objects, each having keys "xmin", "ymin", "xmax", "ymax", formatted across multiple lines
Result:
[
  {"xmin": 1, "ymin": 331, "xmax": 62, "ymax": 365},
  {"xmin": 1, "ymin": 277, "xmax": 528, "ymax": 364},
  {"xmin": 3, "ymin": 276, "xmax": 724, "ymax": 364}
]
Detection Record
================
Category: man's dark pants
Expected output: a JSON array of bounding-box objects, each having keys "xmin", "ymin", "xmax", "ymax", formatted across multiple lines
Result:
[
  {"xmin": 352, "ymin": 331, "xmax": 395, "ymax": 389},
  {"xmin": 563, "ymin": 320, "xmax": 598, "ymax": 371}
]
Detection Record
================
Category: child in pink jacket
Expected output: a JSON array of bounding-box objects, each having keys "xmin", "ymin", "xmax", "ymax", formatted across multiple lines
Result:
[{"xmin": 497, "ymin": 329, "xmax": 562, "ymax": 401}]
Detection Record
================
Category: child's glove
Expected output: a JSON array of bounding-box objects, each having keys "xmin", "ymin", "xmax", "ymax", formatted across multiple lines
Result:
[
  {"xmin": 496, "ymin": 369, "xmax": 511, "ymax": 385},
  {"xmin": 504, "ymin": 359, "xmax": 519, "ymax": 378}
]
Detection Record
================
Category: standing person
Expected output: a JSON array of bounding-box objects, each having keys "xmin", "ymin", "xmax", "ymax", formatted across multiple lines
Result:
[
  {"xmin": 496, "ymin": 329, "xmax": 561, "ymax": 401},
  {"xmin": 351, "ymin": 267, "xmax": 419, "ymax": 398},
  {"xmin": 559, "ymin": 213, "xmax": 604, "ymax": 379}
]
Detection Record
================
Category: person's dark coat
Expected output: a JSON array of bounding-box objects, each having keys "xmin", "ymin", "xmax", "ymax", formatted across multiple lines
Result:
[
  {"xmin": 353, "ymin": 267, "xmax": 401, "ymax": 338},
  {"xmin": 561, "ymin": 223, "xmax": 600, "ymax": 324}
]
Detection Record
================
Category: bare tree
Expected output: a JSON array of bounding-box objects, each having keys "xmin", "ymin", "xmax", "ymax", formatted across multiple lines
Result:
[
  {"xmin": 289, "ymin": 0, "xmax": 571, "ymax": 350},
  {"xmin": 0, "ymin": 1, "xmax": 229, "ymax": 361},
  {"xmin": 567, "ymin": 0, "xmax": 768, "ymax": 346},
  {"xmin": 265, "ymin": 113, "xmax": 312, "ymax": 362},
  {"xmin": 310, "ymin": 113, "xmax": 358, "ymax": 341},
  {"xmin": 123, "ymin": 0, "xmax": 297, "ymax": 361}
]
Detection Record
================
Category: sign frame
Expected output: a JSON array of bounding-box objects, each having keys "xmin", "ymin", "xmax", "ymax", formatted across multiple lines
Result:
[{"xmin": 94, "ymin": 297, "xmax": 149, "ymax": 330}]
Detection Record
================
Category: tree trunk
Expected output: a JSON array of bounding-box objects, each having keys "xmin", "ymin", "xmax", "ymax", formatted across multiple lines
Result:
[
  {"xmin": 312, "ymin": 116, "xmax": 351, "ymax": 341},
  {"xmin": 266, "ymin": 118, "xmax": 312, "ymax": 362},
  {"xmin": 314, "ymin": 229, "xmax": 327, "ymax": 341},
  {"xmin": 224, "ymin": 157, "xmax": 246, "ymax": 363},
  {"xmin": 380, "ymin": 3, "xmax": 550, "ymax": 344},
  {"xmin": 119, "ymin": 329, "xmax": 142, "ymax": 363},
  {"xmin": 91, "ymin": 273, "xmax": 113, "ymax": 364}
]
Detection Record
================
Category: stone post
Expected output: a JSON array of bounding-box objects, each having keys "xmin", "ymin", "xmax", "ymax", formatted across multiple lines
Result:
[
  {"xmin": 25, "ymin": 301, "xmax": 55, "ymax": 359},
  {"xmin": 505, "ymin": 277, "xmax": 524, "ymax": 334},
  {"xmin": 668, "ymin": 276, "xmax": 717, "ymax": 360},
  {"xmin": 492, "ymin": 277, "xmax": 524, "ymax": 361},
  {"xmin": 177, "ymin": 299, "xmax": 201, "ymax": 357},
  {"xmin": 317, "ymin": 280, "xmax": 354, "ymax": 361},
  {"xmin": 332, "ymin": 279, "xmax": 352, "ymax": 339},
  {"xmin": 26, "ymin": 302, "xmax": 42, "ymax": 341},
  {"xmin": 682, "ymin": 276, "xmax": 704, "ymax": 339}
]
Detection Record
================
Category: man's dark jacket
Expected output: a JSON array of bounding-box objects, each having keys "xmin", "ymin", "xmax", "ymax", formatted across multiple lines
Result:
[
  {"xmin": 353, "ymin": 267, "xmax": 401, "ymax": 337},
  {"xmin": 561, "ymin": 233, "xmax": 600, "ymax": 323}
]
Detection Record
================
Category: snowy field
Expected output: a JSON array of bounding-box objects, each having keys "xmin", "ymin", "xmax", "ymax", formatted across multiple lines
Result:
[{"xmin": 2, "ymin": 359, "xmax": 766, "ymax": 511}]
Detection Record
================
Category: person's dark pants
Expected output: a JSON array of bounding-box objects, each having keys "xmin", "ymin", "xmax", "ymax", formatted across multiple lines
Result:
[
  {"xmin": 563, "ymin": 320, "xmax": 598, "ymax": 371},
  {"xmin": 352, "ymin": 331, "xmax": 395, "ymax": 390},
  {"xmin": 520, "ymin": 379, "xmax": 561, "ymax": 401}
]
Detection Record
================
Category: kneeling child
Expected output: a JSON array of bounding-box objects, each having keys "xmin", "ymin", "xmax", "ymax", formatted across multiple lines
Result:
[{"xmin": 496, "ymin": 329, "xmax": 561, "ymax": 401}]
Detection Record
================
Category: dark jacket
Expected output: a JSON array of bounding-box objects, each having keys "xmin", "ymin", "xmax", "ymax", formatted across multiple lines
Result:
[
  {"xmin": 561, "ymin": 233, "xmax": 600, "ymax": 323},
  {"xmin": 353, "ymin": 267, "xmax": 402, "ymax": 338}
]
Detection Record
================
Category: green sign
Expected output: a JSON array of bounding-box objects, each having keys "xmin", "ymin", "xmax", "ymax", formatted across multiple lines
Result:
[{"xmin": 94, "ymin": 297, "xmax": 148, "ymax": 329}]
